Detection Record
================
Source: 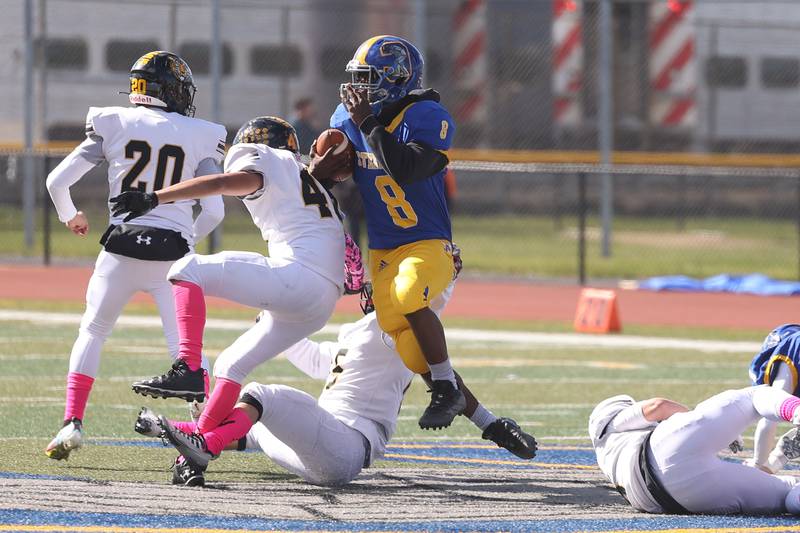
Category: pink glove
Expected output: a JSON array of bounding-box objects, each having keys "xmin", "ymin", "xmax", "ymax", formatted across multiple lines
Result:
[{"xmin": 343, "ymin": 233, "xmax": 366, "ymax": 295}]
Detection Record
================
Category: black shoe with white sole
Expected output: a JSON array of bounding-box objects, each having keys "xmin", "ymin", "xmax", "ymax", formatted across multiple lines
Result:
[
  {"xmin": 171, "ymin": 455, "xmax": 206, "ymax": 487},
  {"xmin": 132, "ymin": 360, "xmax": 205, "ymax": 402},
  {"xmin": 418, "ymin": 380, "xmax": 466, "ymax": 430},
  {"xmin": 482, "ymin": 417, "xmax": 538, "ymax": 460},
  {"xmin": 158, "ymin": 415, "xmax": 216, "ymax": 468}
]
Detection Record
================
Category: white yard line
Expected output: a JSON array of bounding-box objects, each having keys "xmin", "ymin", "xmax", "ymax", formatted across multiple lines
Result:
[{"xmin": 0, "ymin": 309, "xmax": 760, "ymax": 353}]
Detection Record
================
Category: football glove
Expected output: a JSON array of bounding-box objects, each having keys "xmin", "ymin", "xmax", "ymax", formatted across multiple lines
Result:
[{"xmin": 110, "ymin": 191, "xmax": 159, "ymax": 222}]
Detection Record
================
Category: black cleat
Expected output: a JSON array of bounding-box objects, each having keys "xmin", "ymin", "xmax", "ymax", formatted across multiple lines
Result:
[
  {"xmin": 132, "ymin": 360, "xmax": 205, "ymax": 402},
  {"xmin": 482, "ymin": 417, "xmax": 538, "ymax": 460},
  {"xmin": 159, "ymin": 416, "xmax": 216, "ymax": 468},
  {"xmin": 171, "ymin": 455, "xmax": 206, "ymax": 487},
  {"xmin": 418, "ymin": 380, "xmax": 466, "ymax": 430}
]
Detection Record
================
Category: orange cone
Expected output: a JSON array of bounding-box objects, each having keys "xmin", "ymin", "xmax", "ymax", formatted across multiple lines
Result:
[{"xmin": 574, "ymin": 288, "xmax": 621, "ymax": 333}]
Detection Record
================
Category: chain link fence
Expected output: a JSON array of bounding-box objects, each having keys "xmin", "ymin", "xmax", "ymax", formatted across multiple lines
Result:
[{"xmin": 2, "ymin": 0, "xmax": 800, "ymax": 283}]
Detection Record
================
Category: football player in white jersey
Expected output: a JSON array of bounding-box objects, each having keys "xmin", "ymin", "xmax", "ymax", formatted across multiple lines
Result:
[
  {"xmin": 136, "ymin": 264, "xmax": 539, "ymax": 487},
  {"xmin": 111, "ymin": 116, "xmax": 352, "ymax": 463},
  {"xmin": 43, "ymin": 51, "xmax": 226, "ymax": 460},
  {"xmin": 590, "ymin": 386, "xmax": 800, "ymax": 515}
]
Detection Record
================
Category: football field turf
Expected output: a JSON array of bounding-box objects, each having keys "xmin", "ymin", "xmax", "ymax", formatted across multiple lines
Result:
[{"xmin": 1, "ymin": 302, "xmax": 798, "ymax": 532}]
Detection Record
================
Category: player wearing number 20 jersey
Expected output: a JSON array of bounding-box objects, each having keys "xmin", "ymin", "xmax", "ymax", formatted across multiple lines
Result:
[
  {"xmin": 86, "ymin": 105, "xmax": 227, "ymax": 241},
  {"xmin": 44, "ymin": 51, "xmax": 225, "ymax": 461}
]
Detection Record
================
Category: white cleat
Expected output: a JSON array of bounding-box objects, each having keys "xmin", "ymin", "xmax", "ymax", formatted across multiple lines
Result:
[
  {"xmin": 134, "ymin": 407, "xmax": 164, "ymax": 438},
  {"xmin": 45, "ymin": 418, "xmax": 83, "ymax": 461}
]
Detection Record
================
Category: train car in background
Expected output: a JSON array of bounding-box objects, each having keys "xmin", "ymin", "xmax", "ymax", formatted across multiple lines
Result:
[{"xmin": 2, "ymin": 1, "xmax": 800, "ymax": 154}]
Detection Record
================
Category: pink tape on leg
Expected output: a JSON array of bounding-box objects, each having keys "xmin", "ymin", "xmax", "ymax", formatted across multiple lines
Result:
[
  {"xmin": 203, "ymin": 408, "xmax": 254, "ymax": 456},
  {"xmin": 64, "ymin": 372, "xmax": 94, "ymax": 422},
  {"xmin": 173, "ymin": 281, "xmax": 205, "ymax": 372},
  {"xmin": 197, "ymin": 378, "xmax": 241, "ymax": 433},
  {"xmin": 170, "ymin": 420, "xmax": 197, "ymax": 434},
  {"xmin": 780, "ymin": 396, "xmax": 800, "ymax": 422}
]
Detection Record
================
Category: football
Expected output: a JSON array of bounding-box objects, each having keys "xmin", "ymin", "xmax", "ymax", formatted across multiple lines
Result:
[{"xmin": 313, "ymin": 128, "xmax": 354, "ymax": 182}]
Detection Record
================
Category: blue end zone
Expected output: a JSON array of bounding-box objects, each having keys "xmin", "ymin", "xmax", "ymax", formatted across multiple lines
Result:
[{"xmin": 1, "ymin": 508, "xmax": 800, "ymax": 532}]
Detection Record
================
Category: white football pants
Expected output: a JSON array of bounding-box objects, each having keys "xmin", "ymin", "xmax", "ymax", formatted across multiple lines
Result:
[
  {"xmin": 650, "ymin": 385, "xmax": 799, "ymax": 515},
  {"xmin": 168, "ymin": 251, "xmax": 339, "ymax": 383},
  {"xmin": 243, "ymin": 383, "xmax": 368, "ymax": 486},
  {"xmin": 69, "ymin": 250, "xmax": 208, "ymax": 376}
]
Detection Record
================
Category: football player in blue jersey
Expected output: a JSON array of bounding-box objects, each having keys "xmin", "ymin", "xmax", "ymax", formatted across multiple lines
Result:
[
  {"xmin": 748, "ymin": 324, "xmax": 800, "ymax": 473},
  {"xmin": 330, "ymin": 35, "xmax": 464, "ymax": 429}
]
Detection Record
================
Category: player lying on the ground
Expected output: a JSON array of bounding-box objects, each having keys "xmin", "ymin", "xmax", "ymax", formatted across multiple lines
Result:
[
  {"xmin": 111, "ymin": 117, "xmax": 354, "ymax": 463},
  {"xmin": 590, "ymin": 385, "xmax": 800, "ymax": 515},
  {"xmin": 136, "ymin": 276, "xmax": 538, "ymax": 487},
  {"xmin": 43, "ymin": 50, "xmax": 224, "ymax": 460},
  {"xmin": 748, "ymin": 323, "xmax": 800, "ymax": 473}
]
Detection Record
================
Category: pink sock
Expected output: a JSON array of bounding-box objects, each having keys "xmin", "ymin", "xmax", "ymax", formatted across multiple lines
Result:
[
  {"xmin": 780, "ymin": 397, "xmax": 800, "ymax": 422},
  {"xmin": 170, "ymin": 420, "xmax": 197, "ymax": 434},
  {"xmin": 203, "ymin": 408, "xmax": 254, "ymax": 456},
  {"xmin": 197, "ymin": 378, "xmax": 241, "ymax": 433},
  {"xmin": 64, "ymin": 372, "xmax": 94, "ymax": 422},
  {"xmin": 173, "ymin": 281, "xmax": 206, "ymax": 372}
]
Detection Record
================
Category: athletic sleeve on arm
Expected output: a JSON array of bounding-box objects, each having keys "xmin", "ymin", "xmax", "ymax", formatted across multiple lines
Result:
[
  {"xmin": 224, "ymin": 143, "xmax": 266, "ymax": 200},
  {"xmin": 45, "ymin": 110, "xmax": 107, "ymax": 222},
  {"xmin": 190, "ymin": 157, "xmax": 225, "ymax": 242},
  {"xmin": 193, "ymin": 195, "xmax": 224, "ymax": 243},
  {"xmin": 359, "ymin": 112, "xmax": 449, "ymax": 185},
  {"xmin": 605, "ymin": 402, "xmax": 658, "ymax": 434},
  {"xmin": 282, "ymin": 339, "xmax": 337, "ymax": 380}
]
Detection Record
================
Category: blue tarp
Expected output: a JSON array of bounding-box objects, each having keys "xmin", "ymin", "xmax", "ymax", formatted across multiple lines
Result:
[{"xmin": 639, "ymin": 273, "xmax": 800, "ymax": 296}]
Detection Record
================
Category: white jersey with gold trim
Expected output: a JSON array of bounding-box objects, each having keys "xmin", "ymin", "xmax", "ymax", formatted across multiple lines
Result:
[
  {"xmin": 224, "ymin": 143, "xmax": 345, "ymax": 290},
  {"xmin": 90, "ymin": 105, "xmax": 226, "ymax": 243}
]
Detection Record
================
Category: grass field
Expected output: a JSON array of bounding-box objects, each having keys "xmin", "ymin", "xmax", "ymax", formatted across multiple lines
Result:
[
  {"xmin": 2, "ymin": 206, "xmax": 798, "ymax": 279},
  {"xmin": 0, "ymin": 300, "xmax": 777, "ymax": 483},
  {"xmin": 3, "ymin": 298, "xmax": 800, "ymax": 532}
]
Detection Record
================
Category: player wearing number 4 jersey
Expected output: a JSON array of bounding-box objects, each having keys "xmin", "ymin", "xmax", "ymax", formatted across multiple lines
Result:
[
  {"xmin": 332, "ymin": 35, "xmax": 465, "ymax": 429},
  {"xmin": 44, "ymin": 51, "xmax": 224, "ymax": 460},
  {"xmin": 111, "ymin": 116, "xmax": 353, "ymax": 462}
]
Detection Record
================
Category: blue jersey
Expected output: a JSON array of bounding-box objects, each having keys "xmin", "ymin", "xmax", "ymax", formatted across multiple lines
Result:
[
  {"xmin": 331, "ymin": 100, "xmax": 455, "ymax": 249},
  {"xmin": 749, "ymin": 327, "xmax": 800, "ymax": 395}
]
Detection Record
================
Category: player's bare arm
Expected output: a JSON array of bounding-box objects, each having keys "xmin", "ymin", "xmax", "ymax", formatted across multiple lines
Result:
[
  {"xmin": 641, "ymin": 398, "xmax": 689, "ymax": 422},
  {"xmin": 341, "ymin": 84, "xmax": 448, "ymax": 184}
]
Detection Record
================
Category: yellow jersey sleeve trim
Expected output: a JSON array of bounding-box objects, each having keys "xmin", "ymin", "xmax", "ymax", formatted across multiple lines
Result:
[
  {"xmin": 765, "ymin": 354, "xmax": 799, "ymax": 392},
  {"xmin": 386, "ymin": 102, "xmax": 417, "ymax": 134}
]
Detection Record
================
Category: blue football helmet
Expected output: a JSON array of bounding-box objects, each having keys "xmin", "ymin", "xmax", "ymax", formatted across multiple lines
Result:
[
  {"xmin": 761, "ymin": 324, "xmax": 800, "ymax": 353},
  {"xmin": 343, "ymin": 35, "xmax": 424, "ymax": 106}
]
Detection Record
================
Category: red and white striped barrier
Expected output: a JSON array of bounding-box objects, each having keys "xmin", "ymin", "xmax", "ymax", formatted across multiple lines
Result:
[
  {"xmin": 552, "ymin": 0, "xmax": 583, "ymax": 127},
  {"xmin": 453, "ymin": 0, "xmax": 488, "ymax": 130},
  {"xmin": 649, "ymin": 0, "xmax": 696, "ymax": 128}
]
